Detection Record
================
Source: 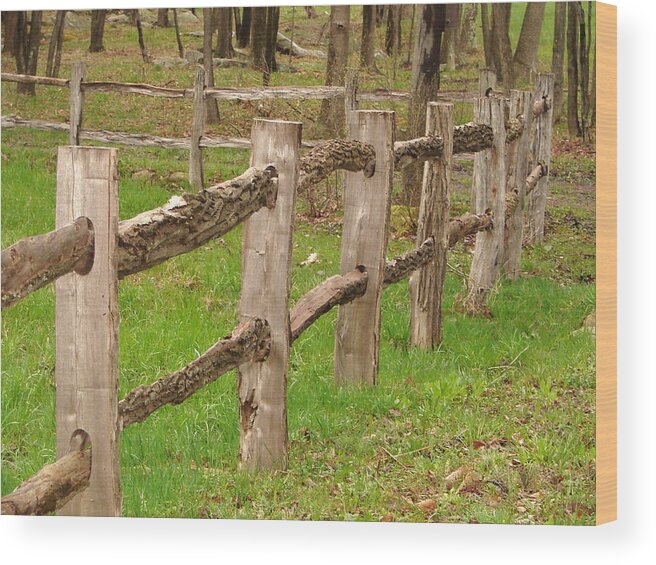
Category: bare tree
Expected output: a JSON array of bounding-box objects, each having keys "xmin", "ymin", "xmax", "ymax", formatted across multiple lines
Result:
[
  {"xmin": 513, "ymin": 2, "xmax": 546, "ymax": 82},
  {"xmin": 173, "ymin": 9, "xmax": 184, "ymax": 58},
  {"xmin": 215, "ymin": 7, "xmax": 234, "ymax": 58},
  {"xmin": 320, "ymin": 5, "xmax": 350, "ymax": 135},
  {"xmin": 385, "ymin": 5, "xmax": 402, "ymax": 57},
  {"xmin": 262, "ymin": 7, "xmax": 280, "ymax": 85},
  {"xmin": 360, "ymin": 5, "xmax": 376, "ymax": 70},
  {"xmin": 237, "ymin": 7, "xmax": 252, "ymax": 48},
  {"xmin": 250, "ymin": 7, "xmax": 267, "ymax": 71},
  {"xmin": 551, "ymin": 2, "xmax": 567, "ymax": 120},
  {"xmin": 2, "ymin": 12, "xmax": 20, "ymax": 56},
  {"xmin": 14, "ymin": 11, "xmax": 43, "ymax": 95},
  {"xmin": 305, "ymin": 6, "xmax": 318, "ymax": 19},
  {"xmin": 491, "ymin": 3, "xmax": 514, "ymax": 89},
  {"xmin": 457, "ymin": 3, "xmax": 478, "ymax": 58},
  {"xmin": 440, "ymin": 5, "xmax": 461, "ymax": 71},
  {"xmin": 46, "ymin": 10, "xmax": 66, "ymax": 77},
  {"xmin": 157, "ymin": 9, "xmax": 169, "ymax": 28},
  {"xmin": 134, "ymin": 10, "xmax": 149, "ymax": 63},
  {"xmin": 567, "ymin": 2, "xmax": 580, "ymax": 136},
  {"xmin": 403, "ymin": 4, "xmax": 446, "ymax": 204},
  {"xmin": 89, "ymin": 10, "xmax": 106, "ymax": 53},
  {"xmin": 480, "ymin": 3, "xmax": 495, "ymax": 69},
  {"xmin": 203, "ymin": 8, "xmax": 220, "ymax": 124}
]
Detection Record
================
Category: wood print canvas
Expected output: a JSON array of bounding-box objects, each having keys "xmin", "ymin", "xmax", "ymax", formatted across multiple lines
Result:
[{"xmin": 0, "ymin": 2, "xmax": 616, "ymax": 525}]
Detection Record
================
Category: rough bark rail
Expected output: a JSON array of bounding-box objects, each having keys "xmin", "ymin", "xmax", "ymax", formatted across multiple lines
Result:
[
  {"xmin": 526, "ymin": 162, "xmax": 548, "ymax": 195},
  {"xmin": 1, "ymin": 217, "xmax": 94, "ymax": 308},
  {"xmin": 1, "ymin": 430, "xmax": 91, "ymax": 516},
  {"xmin": 119, "ymin": 318, "xmax": 271, "ymax": 428}
]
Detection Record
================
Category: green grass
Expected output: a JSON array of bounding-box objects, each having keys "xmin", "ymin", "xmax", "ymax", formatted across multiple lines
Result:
[{"xmin": 1, "ymin": 6, "xmax": 596, "ymax": 524}]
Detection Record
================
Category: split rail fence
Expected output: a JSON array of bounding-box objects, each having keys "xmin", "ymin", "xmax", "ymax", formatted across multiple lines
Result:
[{"xmin": 1, "ymin": 69, "xmax": 553, "ymax": 516}]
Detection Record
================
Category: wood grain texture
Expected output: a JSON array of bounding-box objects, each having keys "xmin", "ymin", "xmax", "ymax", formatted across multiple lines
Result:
[
  {"xmin": 502, "ymin": 90, "xmax": 533, "ymax": 278},
  {"xmin": 68, "ymin": 62, "xmax": 85, "ymax": 146},
  {"xmin": 189, "ymin": 66, "xmax": 205, "ymax": 190},
  {"xmin": 409, "ymin": 102, "xmax": 453, "ymax": 348},
  {"xmin": 55, "ymin": 146, "xmax": 120, "ymax": 516},
  {"xmin": 527, "ymin": 73, "xmax": 555, "ymax": 243},
  {"xmin": 595, "ymin": 1, "xmax": 617, "ymax": 526},
  {"xmin": 463, "ymin": 97, "xmax": 506, "ymax": 316},
  {"xmin": 334, "ymin": 111, "xmax": 395, "ymax": 386},
  {"xmin": 238, "ymin": 119, "xmax": 302, "ymax": 471}
]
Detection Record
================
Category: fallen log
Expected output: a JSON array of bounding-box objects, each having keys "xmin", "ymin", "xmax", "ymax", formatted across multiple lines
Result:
[
  {"xmin": 119, "ymin": 318, "xmax": 271, "ymax": 428},
  {"xmin": 1, "ymin": 72, "xmax": 69, "ymax": 88},
  {"xmin": 298, "ymin": 139, "xmax": 376, "ymax": 193},
  {"xmin": 290, "ymin": 266, "xmax": 368, "ymax": 340},
  {"xmin": 1, "ymin": 430, "xmax": 91, "ymax": 516},
  {"xmin": 1, "ymin": 217, "xmax": 94, "ymax": 309},
  {"xmin": 394, "ymin": 136, "xmax": 443, "ymax": 170},
  {"xmin": 116, "ymin": 165, "xmax": 278, "ymax": 278},
  {"xmin": 276, "ymin": 32, "xmax": 326, "ymax": 59}
]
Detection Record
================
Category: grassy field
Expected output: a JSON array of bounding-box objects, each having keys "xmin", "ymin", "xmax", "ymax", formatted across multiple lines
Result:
[{"xmin": 1, "ymin": 6, "xmax": 596, "ymax": 524}]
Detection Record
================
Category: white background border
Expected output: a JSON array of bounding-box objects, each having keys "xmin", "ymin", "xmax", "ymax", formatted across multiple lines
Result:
[{"xmin": 1, "ymin": 1, "xmax": 654, "ymax": 562}]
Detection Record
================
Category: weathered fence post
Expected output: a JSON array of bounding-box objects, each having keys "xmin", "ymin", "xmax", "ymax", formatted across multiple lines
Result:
[
  {"xmin": 527, "ymin": 73, "xmax": 554, "ymax": 244},
  {"xmin": 69, "ymin": 62, "xmax": 86, "ymax": 145},
  {"xmin": 189, "ymin": 65, "xmax": 205, "ymax": 190},
  {"xmin": 462, "ymin": 97, "xmax": 506, "ymax": 316},
  {"xmin": 502, "ymin": 90, "xmax": 534, "ymax": 279},
  {"xmin": 55, "ymin": 146, "xmax": 120, "ymax": 516},
  {"xmin": 334, "ymin": 110, "xmax": 395, "ymax": 385},
  {"xmin": 478, "ymin": 67, "xmax": 497, "ymax": 96},
  {"xmin": 238, "ymin": 119, "xmax": 302, "ymax": 471},
  {"xmin": 409, "ymin": 102, "xmax": 453, "ymax": 348}
]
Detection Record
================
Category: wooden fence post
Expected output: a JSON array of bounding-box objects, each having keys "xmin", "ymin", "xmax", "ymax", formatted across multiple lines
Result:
[
  {"xmin": 238, "ymin": 119, "xmax": 302, "ymax": 471},
  {"xmin": 334, "ymin": 110, "xmax": 395, "ymax": 385},
  {"xmin": 462, "ymin": 97, "xmax": 506, "ymax": 316},
  {"xmin": 527, "ymin": 73, "xmax": 554, "ymax": 244},
  {"xmin": 409, "ymin": 102, "xmax": 453, "ymax": 348},
  {"xmin": 189, "ymin": 65, "xmax": 205, "ymax": 190},
  {"xmin": 69, "ymin": 62, "xmax": 86, "ymax": 145},
  {"xmin": 55, "ymin": 146, "xmax": 120, "ymax": 516},
  {"xmin": 478, "ymin": 67, "xmax": 497, "ymax": 96},
  {"xmin": 502, "ymin": 90, "xmax": 534, "ymax": 279}
]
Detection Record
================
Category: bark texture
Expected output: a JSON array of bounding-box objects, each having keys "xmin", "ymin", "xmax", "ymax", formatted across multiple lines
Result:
[
  {"xmin": 320, "ymin": 5, "xmax": 350, "ymax": 135},
  {"xmin": 89, "ymin": 10, "xmax": 106, "ymax": 52},
  {"xmin": 1, "ymin": 217, "xmax": 94, "ymax": 309},
  {"xmin": 290, "ymin": 267, "xmax": 368, "ymax": 341},
  {"xmin": 360, "ymin": 5, "xmax": 376, "ymax": 69},
  {"xmin": 46, "ymin": 10, "xmax": 66, "ymax": 77},
  {"xmin": 394, "ymin": 136, "xmax": 444, "ymax": 170},
  {"xmin": 119, "ymin": 318, "xmax": 271, "ymax": 428},
  {"xmin": 513, "ymin": 3, "xmax": 546, "ymax": 81},
  {"xmin": 203, "ymin": 8, "xmax": 220, "ymax": 124},
  {"xmin": 551, "ymin": 3, "xmax": 567, "ymax": 120},
  {"xmin": 117, "ymin": 165, "xmax": 278, "ymax": 278},
  {"xmin": 1, "ymin": 430, "xmax": 91, "ymax": 516}
]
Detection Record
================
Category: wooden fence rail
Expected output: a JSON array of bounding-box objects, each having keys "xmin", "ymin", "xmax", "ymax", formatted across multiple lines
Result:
[{"xmin": 2, "ymin": 73, "xmax": 553, "ymax": 513}]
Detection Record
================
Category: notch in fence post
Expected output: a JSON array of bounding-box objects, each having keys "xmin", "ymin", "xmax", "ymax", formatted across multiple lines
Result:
[
  {"xmin": 55, "ymin": 146, "xmax": 120, "ymax": 516},
  {"xmin": 238, "ymin": 119, "xmax": 302, "ymax": 472},
  {"xmin": 527, "ymin": 73, "xmax": 554, "ymax": 244},
  {"xmin": 334, "ymin": 110, "xmax": 395, "ymax": 386},
  {"xmin": 189, "ymin": 65, "xmax": 205, "ymax": 190},
  {"xmin": 69, "ymin": 62, "xmax": 86, "ymax": 145},
  {"xmin": 502, "ymin": 90, "xmax": 534, "ymax": 279},
  {"xmin": 409, "ymin": 102, "xmax": 453, "ymax": 349},
  {"xmin": 462, "ymin": 97, "xmax": 506, "ymax": 317}
]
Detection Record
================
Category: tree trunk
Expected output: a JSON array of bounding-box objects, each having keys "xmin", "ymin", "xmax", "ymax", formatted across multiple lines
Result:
[
  {"xmin": 89, "ymin": 10, "xmax": 106, "ymax": 53},
  {"xmin": 491, "ymin": 3, "xmax": 513, "ymax": 89},
  {"xmin": 360, "ymin": 5, "xmax": 376, "ymax": 70},
  {"xmin": 305, "ymin": 6, "xmax": 318, "ymax": 19},
  {"xmin": 2, "ymin": 12, "xmax": 20, "ymax": 56},
  {"xmin": 262, "ymin": 7, "xmax": 280, "ymax": 85},
  {"xmin": 134, "ymin": 10, "xmax": 149, "ymax": 63},
  {"xmin": 402, "ymin": 4, "xmax": 445, "ymax": 205},
  {"xmin": 46, "ymin": 10, "xmax": 66, "ymax": 77},
  {"xmin": 250, "ymin": 7, "xmax": 267, "ymax": 71},
  {"xmin": 215, "ymin": 7, "xmax": 234, "ymax": 59},
  {"xmin": 481, "ymin": 3, "xmax": 495, "ymax": 69},
  {"xmin": 513, "ymin": 2, "xmax": 546, "ymax": 83},
  {"xmin": 385, "ymin": 5, "xmax": 402, "ymax": 57},
  {"xmin": 551, "ymin": 2, "xmax": 567, "ymax": 121},
  {"xmin": 15, "ymin": 11, "xmax": 43, "ymax": 95},
  {"xmin": 172, "ymin": 9, "xmax": 184, "ymax": 58},
  {"xmin": 319, "ymin": 5, "xmax": 350, "ymax": 136},
  {"xmin": 577, "ymin": 1, "xmax": 592, "ymax": 142},
  {"xmin": 237, "ymin": 7, "xmax": 252, "ymax": 48},
  {"xmin": 203, "ymin": 9, "xmax": 220, "ymax": 124},
  {"xmin": 567, "ymin": 2, "xmax": 580, "ymax": 136},
  {"xmin": 157, "ymin": 8, "xmax": 169, "ymax": 28},
  {"xmin": 457, "ymin": 3, "xmax": 478, "ymax": 57}
]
